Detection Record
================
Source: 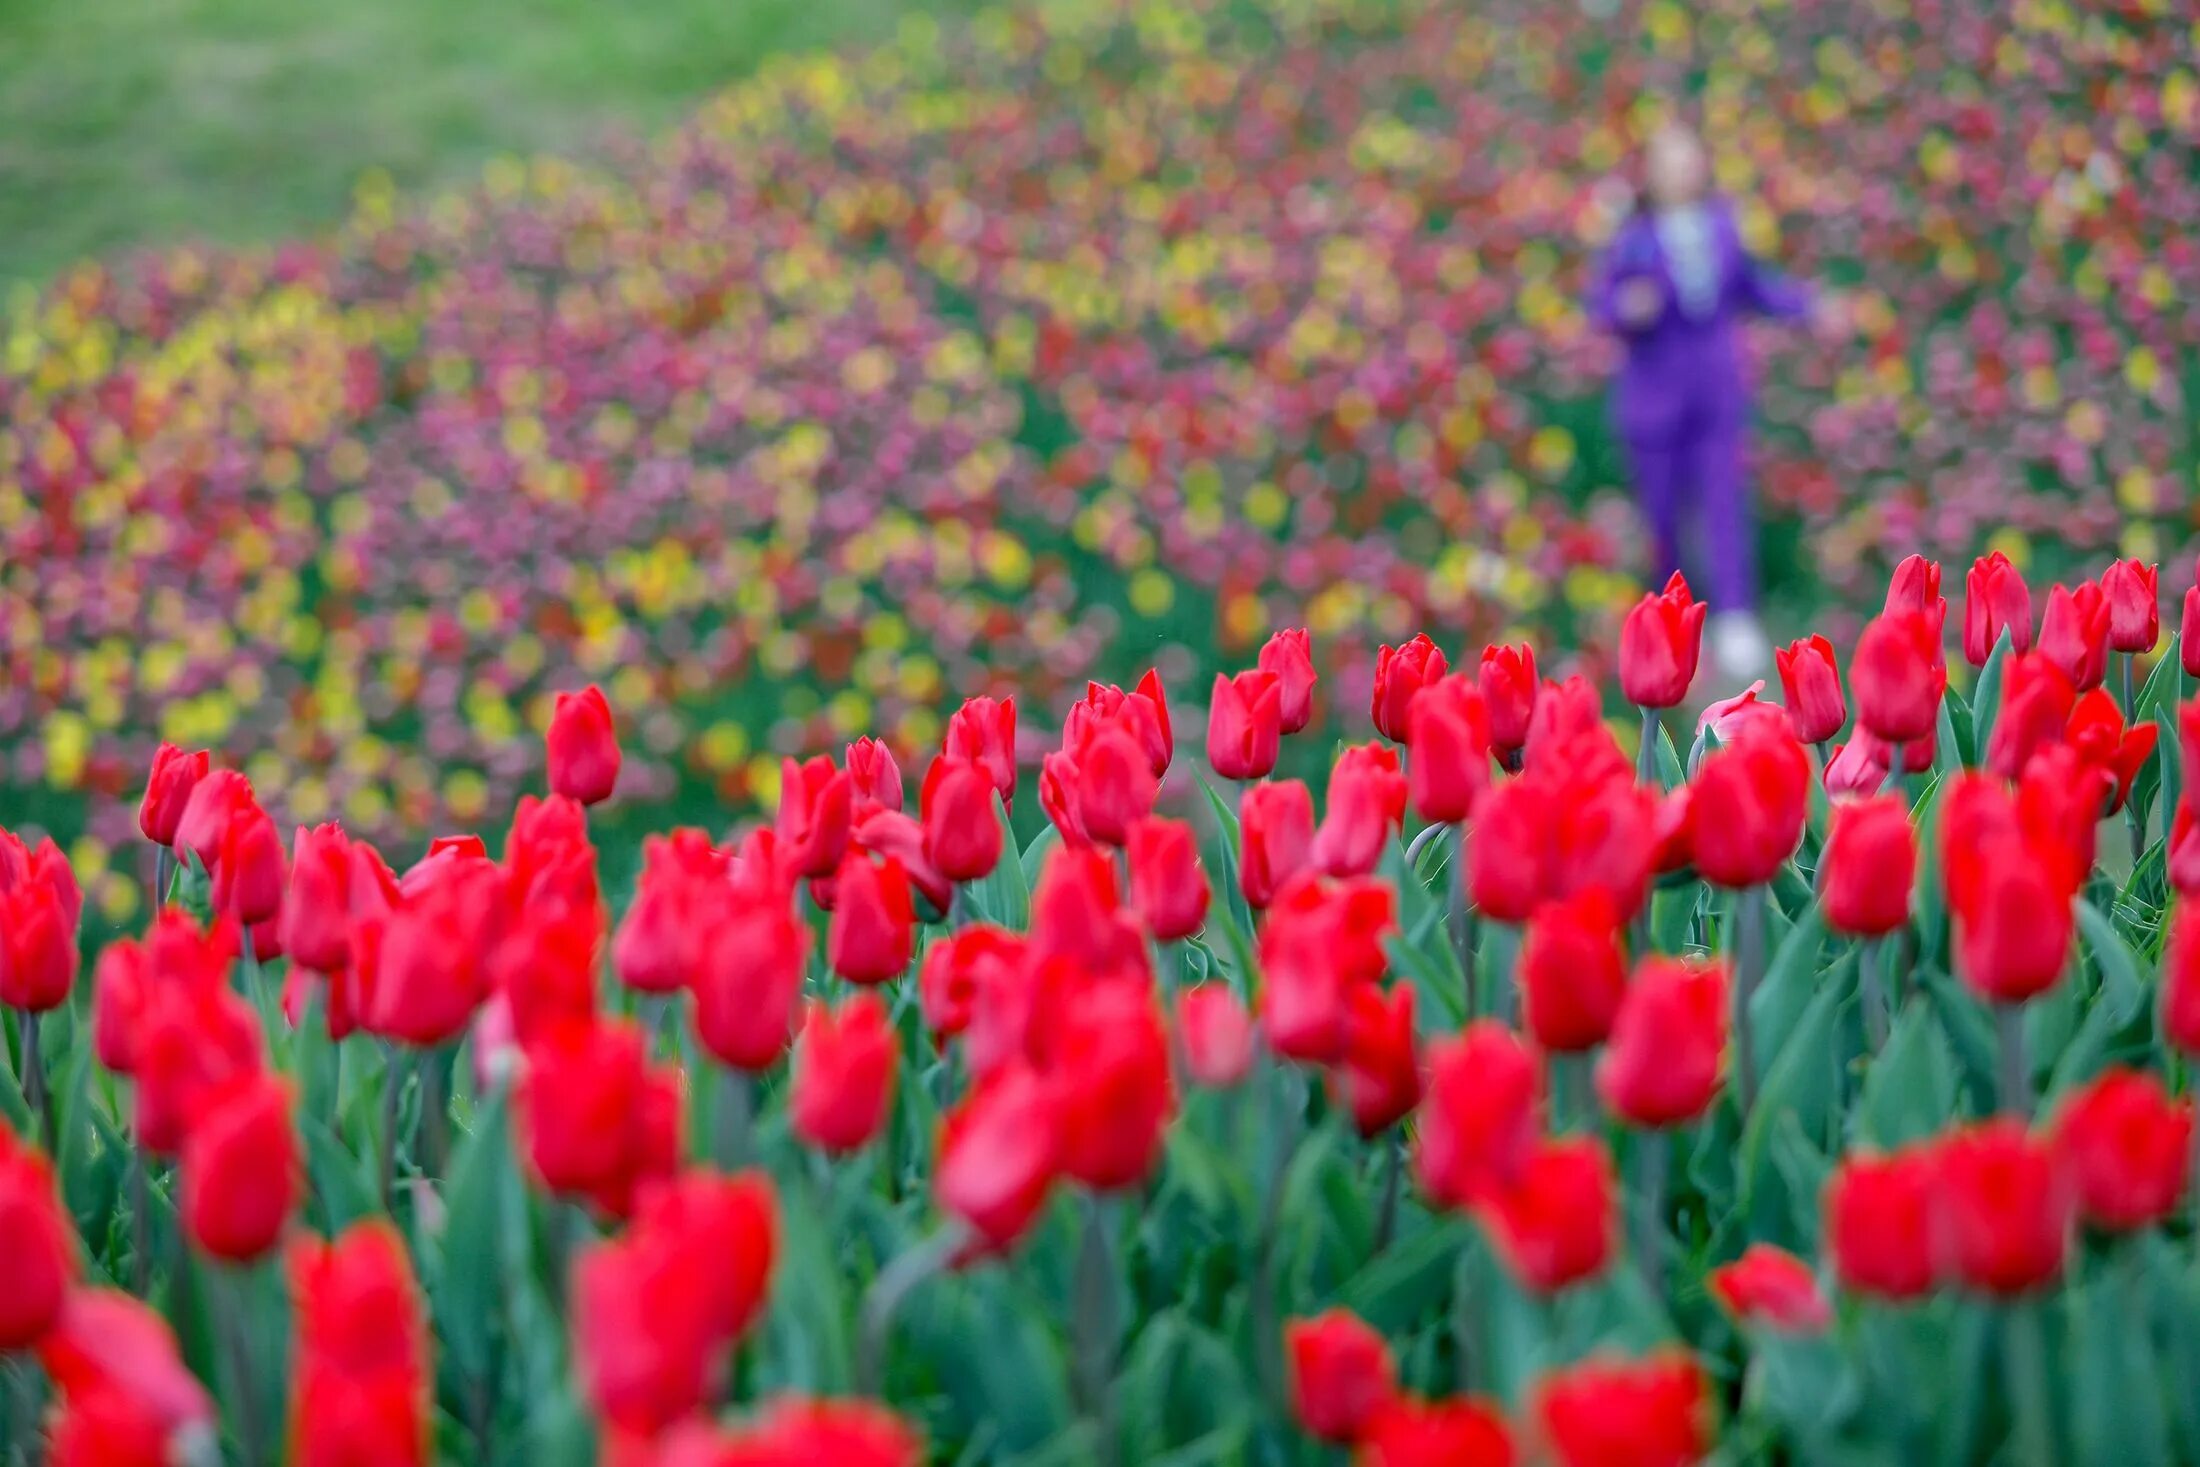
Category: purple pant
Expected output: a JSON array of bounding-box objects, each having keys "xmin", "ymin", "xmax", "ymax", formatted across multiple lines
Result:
[{"xmin": 1625, "ymin": 406, "xmax": 1754, "ymax": 614}]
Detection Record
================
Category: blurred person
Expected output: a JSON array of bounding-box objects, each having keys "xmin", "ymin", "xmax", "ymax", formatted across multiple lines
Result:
[{"xmin": 1592, "ymin": 122, "xmax": 1824, "ymax": 684}]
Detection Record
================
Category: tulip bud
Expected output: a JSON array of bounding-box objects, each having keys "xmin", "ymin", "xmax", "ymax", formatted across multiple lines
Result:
[
  {"xmin": 1595, "ymin": 957, "xmax": 1727, "ymax": 1127},
  {"xmin": 1285, "ymin": 1310, "xmax": 1396, "ymax": 1443},
  {"xmin": 182, "ymin": 1073, "xmax": 298, "ymax": 1263},
  {"xmin": 287, "ymin": 1220, "xmax": 431, "ymax": 1467},
  {"xmin": 2063, "ymin": 688, "xmax": 2158, "ymax": 814},
  {"xmin": 1953, "ymin": 843, "xmax": 2074, "ymax": 1005},
  {"xmin": 1826, "ymin": 1147, "xmax": 1940, "ymax": 1299},
  {"xmin": 1126, "ymin": 816, "xmax": 1207, "ymax": 941},
  {"xmin": 1259, "ymin": 877, "xmax": 1396, "ymax": 1063},
  {"xmin": 776, "ymin": 756, "xmax": 853, "ymax": 880},
  {"xmin": 517, "ymin": 1020, "xmax": 681, "ymax": 1220},
  {"xmin": 1819, "ymin": 795, "xmax": 1915, "ymax": 938},
  {"xmin": 1207, "ymin": 670, "xmax": 1284, "ymax": 781},
  {"xmin": 1689, "ymin": 722, "xmax": 1810, "ymax": 889},
  {"xmin": 1312, "ymin": 743, "xmax": 1407, "ymax": 879},
  {"xmin": 1415, "ymin": 1023, "xmax": 1541, "ymax": 1208},
  {"xmin": 944, "ymin": 695, "xmax": 1018, "ymax": 812},
  {"xmin": 1708, "ymin": 1244, "xmax": 1831, "ymax": 1333},
  {"xmin": 1963, "ymin": 551, "xmax": 2034, "ymax": 666},
  {"xmin": 37, "ymin": 1290, "xmax": 214, "ymax": 1451},
  {"xmin": 791, "ymin": 995, "xmax": 899, "ymax": 1156},
  {"xmin": 1884, "ymin": 553, "xmax": 1947, "ymax": 632},
  {"xmin": 921, "ymin": 755, "xmax": 1004, "ymax": 882},
  {"xmin": 845, "ymin": 737, "xmax": 904, "ymax": 819},
  {"xmin": 1066, "ymin": 671, "xmax": 1173, "ymax": 779},
  {"xmin": 1618, "ymin": 571, "xmax": 1705, "ymax": 709},
  {"xmin": 2166, "ymin": 901, "xmax": 2200, "ymax": 1055},
  {"xmin": 1482, "ymin": 1135, "xmax": 1617, "ymax": 1292},
  {"xmin": 546, "ymin": 685, "xmax": 621, "ymax": 806},
  {"xmin": 693, "ymin": 903, "xmax": 807, "ymax": 1072},
  {"xmin": 1358, "ymin": 1397, "xmax": 1516, "ymax": 1466},
  {"xmin": 1407, "ymin": 676, "xmax": 1492, "ymax": 824},
  {"xmin": 1774, "ymin": 634, "xmax": 1846, "ymax": 744},
  {"xmin": 0, "ymin": 876, "xmax": 79, "ymax": 1013},
  {"xmin": 2051, "ymin": 1067, "xmax": 2193, "ymax": 1232},
  {"xmin": 919, "ymin": 924, "xmax": 1022, "ymax": 1046},
  {"xmin": 1332, "ymin": 983, "xmax": 1420, "ymax": 1137},
  {"xmin": 1985, "ymin": 652, "xmax": 2077, "ymax": 779},
  {"xmin": 1519, "ymin": 891, "xmax": 1627, "ymax": 1053},
  {"xmin": 2183, "ymin": 586, "xmax": 2200, "ymax": 678},
  {"xmin": 1533, "ymin": 1351, "xmax": 1709, "ymax": 1467},
  {"xmin": 1851, "ymin": 610, "xmax": 1945, "ymax": 745},
  {"xmin": 1939, "ymin": 1119, "xmax": 2072, "ymax": 1296},
  {"xmin": 1239, "ymin": 779, "xmax": 1315, "ymax": 910},
  {"xmin": 139, "ymin": 743, "xmax": 210, "ymax": 848},
  {"xmin": 1478, "ymin": 643, "xmax": 1539, "ymax": 758},
  {"xmin": 0, "ymin": 1128, "xmax": 75, "ymax": 1349},
  {"xmin": 1174, "ymin": 985, "xmax": 1254, "ymax": 1088},
  {"xmin": 211, "ymin": 802, "xmax": 286, "ymax": 927},
  {"xmin": 174, "ymin": 768, "xmax": 257, "ymax": 872},
  {"xmin": 828, "ymin": 855, "xmax": 915, "ymax": 985},
  {"xmin": 1058, "ymin": 721, "xmax": 1159, "ymax": 848},
  {"xmin": 2102, "ymin": 558, "xmax": 2161, "ymax": 653},
  {"xmin": 1257, "ymin": 628, "xmax": 1318, "ymax": 734},
  {"xmin": 2038, "ymin": 581, "xmax": 2112, "ymax": 690},
  {"xmin": 281, "ymin": 824, "xmax": 354, "ymax": 974},
  {"xmin": 936, "ymin": 1066, "xmax": 1062, "ymax": 1253},
  {"xmin": 1372, "ymin": 634, "xmax": 1448, "ymax": 743}
]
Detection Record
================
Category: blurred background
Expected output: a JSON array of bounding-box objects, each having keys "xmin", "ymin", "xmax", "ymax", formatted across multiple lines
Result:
[{"xmin": 3, "ymin": 0, "xmax": 2196, "ymax": 923}]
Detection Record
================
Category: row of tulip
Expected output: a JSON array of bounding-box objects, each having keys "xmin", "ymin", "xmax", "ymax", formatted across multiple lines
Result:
[
  {"xmin": 6, "ymin": 544, "xmax": 2200, "ymax": 1463},
  {"xmin": 7, "ymin": 0, "xmax": 2200, "ymax": 912}
]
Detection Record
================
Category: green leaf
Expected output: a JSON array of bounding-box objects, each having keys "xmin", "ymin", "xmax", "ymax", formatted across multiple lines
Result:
[
  {"xmin": 966, "ymin": 794, "xmax": 1031, "ymax": 929},
  {"xmin": 1860, "ymin": 995, "xmax": 1959, "ymax": 1147},
  {"xmin": 2076, "ymin": 900, "xmax": 2145, "ymax": 1025},
  {"xmin": 1747, "ymin": 909, "xmax": 1827, "ymax": 1087},
  {"xmin": 1655, "ymin": 723, "xmax": 1685, "ymax": 790},
  {"xmin": 1115, "ymin": 1313, "xmax": 1253, "ymax": 1461},
  {"xmin": 2072, "ymin": 1265, "xmax": 2172, "ymax": 1467},
  {"xmin": 1341, "ymin": 1220, "xmax": 1464, "ymax": 1333},
  {"xmin": 1738, "ymin": 978, "xmax": 1842, "ymax": 1219},
  {"xmin": 2157, "ymin": 699, "xmax": 2183, "ymax": 842},
  {"xmin": 302, "ymin": 1114, "xmax": 379, "ymax": 1234},
  {"xmin": 1969, "ymin": 626, "xmax": 2014, "ymax": 763},
  {"xmin": 1198, "ymin": 776, "xmax": 1255, "ymax": 943},
  {"xmin": 431, "ymin": 1088, "xmax": 512, "ymax": 1381},
  {"xmin": 0, "ymin": 1030, "xmax": 32, "ymax": 1137},
  {"xmin": 1934, "ymin": 696, "xmax": 1965, "ymax": 780}
]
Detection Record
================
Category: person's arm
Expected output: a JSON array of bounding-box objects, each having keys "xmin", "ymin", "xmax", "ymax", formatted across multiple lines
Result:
[
  {"xmin": 1590, "ymin": 225, "xmax": 1664, "ymax": 335},
  {"xmin": 1725, "ymin": 208, "xmax": 1811, "ymax": 321}
]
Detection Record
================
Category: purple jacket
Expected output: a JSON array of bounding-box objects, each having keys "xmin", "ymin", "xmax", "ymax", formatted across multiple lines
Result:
[{"xmin": 1590, "ymin": 199, "xmax": 1810, "ymax": 441}]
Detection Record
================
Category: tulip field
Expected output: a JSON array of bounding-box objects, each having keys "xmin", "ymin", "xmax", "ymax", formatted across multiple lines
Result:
[{"xmin": 10, "ymin": 0, "xmax": 2200, "ymax": 1463}]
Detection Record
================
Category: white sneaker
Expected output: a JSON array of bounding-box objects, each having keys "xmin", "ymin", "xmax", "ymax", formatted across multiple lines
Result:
[{"xmin": 1709, "ymin": 610, "xmax": 1772, "ymax": 686}]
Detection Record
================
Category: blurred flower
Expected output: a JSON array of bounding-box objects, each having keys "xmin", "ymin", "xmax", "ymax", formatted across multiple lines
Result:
[
  {"xmin": 1126, "ymin": 815, "xmax": 1207, "ymax": 942},
  {"xmin": 1258, "ymin": 630, "xmax": 1318, "ymax": 735},
  {"xmin": 0, "ymin": 1126, "xmax": 74, "ymax": 1350},
  {"xmin": 138, "ymin": 744, "xmax": 210, "ymax": 849},
  {"xmin": 2050, "ymin": 1067, "xmax": 2193, "ymax": 1233},
  {"xmin": 181, "ymin": 1072, "xmax": 298, "ymax": 1263},
  {"xmin": 1826, "ymin": 1147, "xmax": 1938, "ymax": 1300},
  {"xmin": 1964, "ymin": 551, "xmax": 2034, "ymax": 667},
  {"xmin": 1707, "ymin": 1245, "xmax": 1830, "ymax": 1334},
  {"xmin": 1286, "ymin": 1309, "xmax": 1396, "ymax": 1444},
  {"xmin": 1518, "ymin": 890, "xmax": 1626, "ymax": 1053},
  {"xmin": 287, "ymin": 1220, "xmax": 431, "ymax": 1467},
  {"xmin": 792, "ymin": 995, "xmax": 899, "ymax": 1155},
  {"xmin": 1174, "ymin": 985, "xmax": 1254, "ymax": 1089},
  {"xmin": 1532, "ymin": 1351, "xmax": 1709, "ymax": 1467},
  {"xmin": 1596, "ymin": 958, "xmax": 1727, "ymax": 1128},
  {"xmin": 1618, "ymin": 572, "xmax": 1704, "ymax": 710},
  {"xmin": 1774, "ymin": 635, "xmax": 1845, "ymax": 745},
  {"xmin": 1819, "ymin": 795, "xmax": 1916, "ymax": 938},
  {"xmin": 2038, "ymin": 582, "xmax": 2112, "ymax": 691},
  {"xmin": 1208, "ymin": 670, "xmax": 1284, "ymax": 782},
  {"xmin": 1938, "ymin": 1119, "xmax": 2072, "ymax": 1297},
  {"xmin": 1372, "ymin": 636, "xmax": 1448, "ymax": 745},
  {"xmin": 1415, "ymin": 1022, "xmax": 1541, "ymax": 1209},
  {"xmin": 1240, "ymin": 779, "xmax": 1316, "ymax": 910},
  {"xmin": 547, "ymin": 685, "xmax": 621, "ymax": 807}
]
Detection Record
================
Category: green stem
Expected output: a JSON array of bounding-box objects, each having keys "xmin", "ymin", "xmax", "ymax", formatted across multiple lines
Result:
[
  {"xmin": 1073, "ymin": 1195, "xmax": 1121, "ymax": 1467},
  {"xmin": 1448, "ymin": 824, "xmax": 1477, "ymax": 1021},
  {"xmin": 714, "ymin": 1066, "xmax": 755, "ymax": 1171},
  {"xmin": 1732, "ymin": 886, "xmax": 1766, "ymax": 1120},
  {"xmin": 152, "ymin": 843, "xmax": 174, "ymax": 913},
  {"xmin": 215, "ymin": 1266, "xmax": 267, "ymax": 1467},
  {"xmin": 2002, "ymin": 1303, "xmax": 2057, "ymax": 1467},
  {"xmin": 855, "ymin": 1224, "xmax": 967, "ymax": 1397},
  {"xmin": 1252, "ymin": 1057, "xmax": 1304, "ymax": 1417},
  {"xmin": 1373, "ymin": 1135, "xmax": 1402, "ymax": 1255},
  {"xmin": 1633, "ymin": 1128, "xmax": 1667, "ymax": 1298},
  {"xmin": 21, "ymin": 1008, "xmax": 53, "ymax": 1156},
  {"xmin": 130, "ymin": 1137, "xmax": 153, "ymax": 1295},
  {"xmin": 377, "ymin": 1043, "xmax": 406, "ymax": 1211},
  {"xmin": 1859, "ymin": 938, "xmax": 1889, "ymax": 1052},
  {"xmin": 1879, "ymin": 741, "xmax": 1906, "ymax": 799},
  {"xmin": 1637, "ymin": 704, "xmax": 1661, "ymax": 786},
  {"xmin": 418, "ymin": 1047, "xmax": 449, "ymax": 1184},
  {"xmin": 1997, "ymin": 1004, "xmax": 2031, "ymax": 1119}
]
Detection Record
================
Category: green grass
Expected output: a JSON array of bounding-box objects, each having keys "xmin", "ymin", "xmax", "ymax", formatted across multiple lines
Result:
[{"xmin": 0, "ymin": 0, "xmax": 977, "ymax": 287}]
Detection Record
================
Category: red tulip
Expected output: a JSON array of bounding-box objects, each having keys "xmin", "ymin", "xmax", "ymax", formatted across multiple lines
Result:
[
  {"xmin": 573, "ymin": 1170, "xmax": 777, "ymax": 1437},
  {"xmin": 2051, "ymin": 1067, "xmax": 2193, "ymax": 1232},
  {"xmin": 1688, "ymin": 722, "xmax": 1810, "ymax": 889},
  {"xmin": 37, "ymin": 1289, "xmax": 214, "ymax": 1453},
  {"xmin": 287, "ymin": 1220, "xmax": 431, "ymax": 1467},
  {"xmin": 1481, "ymin": 1135, "xmax": 1616, "ymax": 1292},
  {"xmin": 1415, "ymin": 1023, "xmax": 1542, "ymax": 1207},
  {"xmin": 545, "ymin": 685, "xmax": 621, "ymax": 806},
  {"xmin": 1524, "ymin": 676, "xmax": 1609, "ymax": 771},
  {"xmin": 1519, "ymin": 891, "xmax": 1627, "ymax": 1053},
  {"xmin": 844, "ymin": 736, "xmax": 904, "ymax": 819},
  {"xmin": 2102, "ymin": 559, "xmax": 2161, "ymax": 653},
  {"xmin": 1358, "ymin": 1396, "xmax": 1518, "ymax": 1467},
  {"xmin": 1259, "ymin": 876, "xmax": 1396, "ymax": 1063},
  {"xmin": 2167, "ymin": 901, "xmax": 2200, "ymax": 1054},
  {"xmin": 1065, "ymin": 669, "xmax": 1173, "ymax": 778},
  {"xmin": 612, "ymin": 832, "xmax": 725, "ymax": 997},
  {"xmin": 918, "ymin": 924, "xmax": 1023, "ymax": 1047},
  {"xmin": 1286, "ymin": 1309, "xmax": 1396, "ymax": 1443},
  {"xmin": 1332, "ymin": 983, "xmax": 1421, "ymax": 1137},
  {"xmin": 181, "ymin": 1073, "xmax": 298, "ymax": 1263},
  {"xmin": 1240, "ymin": 779, "xmax": 1316, "ymax": 910},
  {"xmin": 1207, "ymin": 670, "xmax": 1284, "ymax": 781},
  {"xmin": 1408, "ymin": 675, "xmax": 1492, "ymax": 824},
  {"xmin": 174, "ymin": 768, "xmax": 257, "ymax": 871},
  {"xmin": 1850, "ymin": 609, "xmax": 1945, "ymax": 745},
  {"xmin": 1774, "ymin": 634, "xmax": 1846, "ymax": 744},
  {"xmin": 1953, "ymin": 843, "xmax": 2074, "ymax": 1005},
  {"xmin": 2063, "ymin": 688, "xmax": 2158, "ymax": 814},
  {"xmin": 2184, "ymin": 586, "xmax": 2200, "ymax": 677},
  {"xmin": 1984, "ymin": 652, "xmax": 2077, "ymax": 779},
  {"xmin": 1708, "ymin": 1244, "xmax": 1830, "ymax": 1333},
  {"xmin": 1696, "ymin": 680, "xmax": 1782, "ymax": 745},
  {"xmin": 1618, "ymin": 572, "xmax": 1705, "ymax": 709},
  {"xmin": 2038, "ymin": 580, "xmax": 2112, "ymax": 690},
  {"xmin": 936, "ymin": 1065, "xmax": 1062, "ymax": 1253},
  {"xmin": 1313, "ymin": 743, "xmax": 1408, "ymax": 878},
  {"xmin": 360, "ymin": 860, "xmax": 502, "ymax": 1048},
  {"xmin": 828, "ymin": 854, "xmax": 915, "ymax": 984},
  {"xmin": 1126, "ymin": 815, "xmax": 1207, "ymax": 941},
  {"xmin": 282, "ymin": 823, "xmax": 355, "ymax": 973},
  {"xmin": 1532, "ymin": 1351, "xmax": 1709, "ymax": 1467},
  {"xmin": 138, "ymin": 743, "xmax": 210, "ymax": 848},
  {"xmin": 776, "ymin": 756, "xmax": 853, "ymax": 880},
  {"xmin": 1044, "ymin": 981, "xmax": 1175, "ymax": 1190},
  {"xmin": 1596, "ymin": 958, "xmax": 1727, "ymax": 1127},
  {"xmin": 1819, "ymin": 795, "xmax": 1915, "ymax": 938},
  {"xmin": 1174, "ymin": 985, "xmax": 1254, "ymax": 1088},
  {"xmin": 1053, "ymin": 720, "xmax": 1159, "ymax": 848},
  {"xmin": 687, "ymin": 1398, "xmax": 924, "ymax": 1466},
  {"xmin": 1478, "ymin": 644, "xmax": 1539, "ymax": 758},
  {"xmin": 1467, "ymin": 777, "xmax": 1551, "ymax": 923},
  {"xmin": 0, "ymin": 875, "xmax": 78, "ymax": 1013},
  {"xmin": 693, "ymin": 902, "xmax": 807, "ymax": 1072},
  {"xmin": 921, "ymin": 755, "xmax": 1004, "ymax": 882},
  {"xmin": 517, "ymin": 1019, "xmax": 681, "ymax": 1220},
  {"xmin": 133, "ymin": 950, "xmax": 263, "ymax": 1156},
  {"xmin": 943, "ymin": 695, "xmax": 1018, "ymax": 811},
  {"xmin": 210, "ymin": 801, "xmax": 286, "ymax": 926},
  {"xmin": 1373, "ymin": 635, "xmax": 1449, "ymax": 743},
  {"xmin": 1940, "ymin": 1119, "xmax": 2072, "ymax": 1296},
  {"xmin": 1025, "ymin": 845, "xmax": 1147, "ymax": 982},
  {"xmin": 1963, "ymin": 550, "xmax": 2034, "ymax": 666},
  {"xmin": 792, "ymin": 996, "xmax": 899, "ymax": 1155},
  {"xmin": 1885, "ymin": 553, "xmax": 1947, "ymax": 627},
  {"xmin": 1258, "ymin": 628, "xmax": 1318, "ymax": 733},
  {"xmin": 0, "ymin": 1126, "xmax": 75, "ymax": 1349}
]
